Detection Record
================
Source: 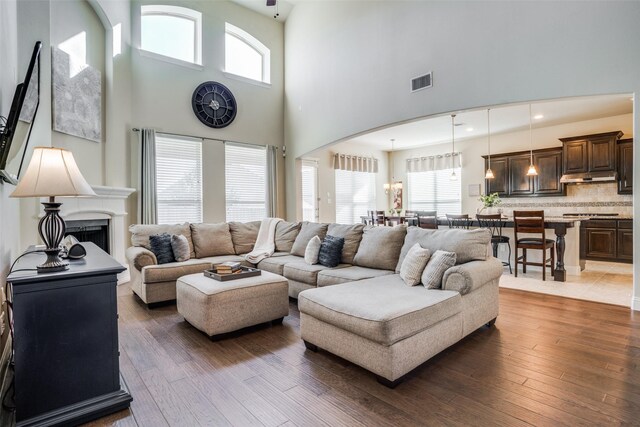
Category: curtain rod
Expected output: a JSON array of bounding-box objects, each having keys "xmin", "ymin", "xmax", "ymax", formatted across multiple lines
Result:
[{"xmin": 131, "ymin": 128, "xmax": 277, "ymax": 150}]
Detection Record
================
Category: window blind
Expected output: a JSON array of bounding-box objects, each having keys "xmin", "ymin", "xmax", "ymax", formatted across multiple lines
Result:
[
  {"xmin": 335, "ymin": 169, "xmax": 376, "ymax": 224},
  {"xmin": 407, "ymin": 168, "xmax": 462, "ymax": 215},
  {"xmin": 301, "ymin": 160, "xmax": 318, "ymax": 222},
  {"xmin": 225, "ymin": 142, "xmax": 267, "ymax": 222},
  {"xmin": 155, "ymin": 134, "xmax": 203, "ymax": 224}
]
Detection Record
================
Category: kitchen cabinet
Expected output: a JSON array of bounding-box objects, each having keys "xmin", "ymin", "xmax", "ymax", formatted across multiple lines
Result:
[
  {"xmin": 485, "ymin": 157, "xmax": 509, "ymax": 196},
  {"xmin": 580, "ymin": 219, "xmax": 632, "ymax": 263},
  {"xmin": 617, "ymin": 139, "xmax": 633, "ymax": 194},
  {"xmin": 560, "ymin": 131, "xmax": 622, "ymax": 175},
  {"xmin": 483, "ymin": 147, "xmax": 565, "ymax": 197},
  {"xmin": 534, "ymin": 150, "xmax": 564, "ymax": 195},
  {"xmin": 508, "ymin": 154, "xmax": 534, "ymax": 196}
]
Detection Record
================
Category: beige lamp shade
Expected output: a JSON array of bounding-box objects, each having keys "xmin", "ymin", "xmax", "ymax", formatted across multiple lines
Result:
[{"xmin": 10, "ymin": 147, "xmax": 96, "ymax": 198}]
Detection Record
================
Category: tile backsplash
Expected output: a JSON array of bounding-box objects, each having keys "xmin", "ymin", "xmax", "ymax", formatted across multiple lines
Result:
[{"xmin": 498, "ymin": 182, "xmax": 633, "ymax": 216}]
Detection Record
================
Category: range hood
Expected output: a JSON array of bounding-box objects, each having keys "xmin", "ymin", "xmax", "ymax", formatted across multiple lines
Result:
[{"xmin": 560, "ymin": 171, "xmax": 618, "ymax": 183}]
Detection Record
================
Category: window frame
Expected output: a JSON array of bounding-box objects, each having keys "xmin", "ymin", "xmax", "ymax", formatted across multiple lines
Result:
[
  {"xmin": 407, "ymin": 168, "xmax": 462, "ymax": 215},
  {"xmin": 224, "ymin": 22, "xmax": 271, "ymax": 84},
  {"xmin": 334, "ymin": 169, "xmax": 377, "ymax": 225},
  {"xmin": 155, "ymin": 133, "xmax": 203, "ymax": 225},
  {"xmin": 140, "ymin": 5, "xmax": 202, "ymax": 66}
]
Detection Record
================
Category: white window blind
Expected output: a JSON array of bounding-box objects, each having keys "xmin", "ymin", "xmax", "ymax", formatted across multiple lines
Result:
[
  {"xmin": 407, "ymin": 168, "xmax": 461, "ymax": 215},
  {"xmin": 301, "ymin": 160, "xmax": 318, "ymax": 222},
  {"xmin": 335, "ymin": 170, "xmax": 376, "ymax": 224},
  {"xmin": 225, "ymin": 143, "xmax": 267, "ymax": 222},
  {"xmin": 155, "ymin": 134, "xmax": 203, "ymax": 224}
]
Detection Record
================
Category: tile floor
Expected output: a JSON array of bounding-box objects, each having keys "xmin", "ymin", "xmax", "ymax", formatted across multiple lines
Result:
[{"xmin": 499, "ymin": 260, "xmax": 633, "ymax": 307}]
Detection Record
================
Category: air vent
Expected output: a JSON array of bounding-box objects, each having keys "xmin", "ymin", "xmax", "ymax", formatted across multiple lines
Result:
[{"xmin": 411, "ymin": 72, "xmax": 432, "ymax": 92}]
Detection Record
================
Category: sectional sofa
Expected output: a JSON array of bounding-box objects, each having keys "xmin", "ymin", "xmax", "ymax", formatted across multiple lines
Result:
[{"xmin": 126, "ymin": 220, "xmax": 503, "ymax": 386}]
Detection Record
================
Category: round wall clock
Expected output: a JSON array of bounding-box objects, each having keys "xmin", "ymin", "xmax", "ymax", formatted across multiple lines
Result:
[{"xmin": 191, "ymin": 81, "xmax": 237, "ymax": 128}]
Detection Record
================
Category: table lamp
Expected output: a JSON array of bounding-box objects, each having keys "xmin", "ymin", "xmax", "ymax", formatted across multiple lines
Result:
[{"xmin": 10, "ymin": 147, "xmax": 96, "ymax": 272}]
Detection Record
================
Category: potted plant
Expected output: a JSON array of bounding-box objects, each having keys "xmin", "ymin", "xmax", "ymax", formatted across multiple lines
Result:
[{"xmin": 478, "ymin": 192, "xmax": 502, "ymax": 214}]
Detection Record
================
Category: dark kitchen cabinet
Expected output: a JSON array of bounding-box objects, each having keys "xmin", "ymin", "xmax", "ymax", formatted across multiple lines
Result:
[
  {"xmin": 580, "ymin": 219, "xmax": 632, "ymax": 263},
  {"xmin": 534, "ymin": 150, "xmax": 563, "ymax": 195},
  {"xmin": 508, "ymin": 154, "xmax": 534, "ymax": 196},
  {"xmin": 617, "ymin": 139, "xmax": 633, "ymax": 194},
  {"xmin": 483, "ymin": 147, "xmax": 564, "ymax": 197},
  {"xmin": 485, "ymin": 157, "xmax": 509, "ymax": 196},
  {"xmin": 563, "ymin": 140, "xmax": 588, "ymax": 174},
  {"xmin": 585, "ymin": 228, "xmax": 617, "ymax": 259},
  {"xmin": 560, "ymin": 131, "xmax": 622, "ymax": 175}
]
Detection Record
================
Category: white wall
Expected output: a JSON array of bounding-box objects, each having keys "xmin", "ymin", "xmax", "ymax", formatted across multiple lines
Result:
[
  {"xmin": 51, "ymin": 0, "xmax": 106, "ymax": 186},
  {"xmin": 284, "ymin": 1, "xmax": 640, "ymax": 310},
  {"xmin": 388, "ymin": 113, "xmax": 633, "ymax": 215},
  {"xmin": 129, "ymin": 0, "xmax": 285, "ymax": 223},
  {"xmin": 0, "ymin": 0, "xmax": 21, "ymax": 356},
  {"xmin": 302, "ymin": 140, "xmax": 389, "ymax": 223}
]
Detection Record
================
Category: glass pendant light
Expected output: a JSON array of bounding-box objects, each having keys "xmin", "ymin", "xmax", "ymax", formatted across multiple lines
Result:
[
  {"xmin": 526, "ymin": 104, "xmax": 538, "ymax": 176},
  {"xmin": 485, "ymin": 108, "xmax": 494, "ymax": 179},
  {"xmin": 450, "ymin": 114, "xmax": 458, "ymax": 181}
]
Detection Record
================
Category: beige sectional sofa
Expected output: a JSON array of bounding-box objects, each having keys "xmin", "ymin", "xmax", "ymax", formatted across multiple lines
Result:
[{"xmin": 126, "ymin": 220, "xmax": 503, "ymax": 386}]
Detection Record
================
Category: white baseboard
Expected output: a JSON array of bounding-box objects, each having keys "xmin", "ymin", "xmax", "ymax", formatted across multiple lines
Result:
[
  {"xmin": 632, "ymin": 296, "xmax": 640, "ymax": 312},
  {"xmin": 117, "ymin": 266, "xmax": 130, "ymax": 285}
]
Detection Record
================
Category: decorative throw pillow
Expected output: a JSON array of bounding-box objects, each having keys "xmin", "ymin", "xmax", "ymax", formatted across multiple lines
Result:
[
  {"xmin": 304, "ymin": 235, "xmax": 322, "ymax": 265},
  {"xmin": 421, "ymin": 250, "xmax": 457, "ymax": 289},
  {"xmin": 318, "ymin": 235, "xmax": 345, "ymax": 268},
  {"xmin": 400, "ymin": 243, "xmax": 431, "ymax": 286},
  {"xmin": 171, "ymin": 234, "xmax": 191, "ymax": 262},
  {"xmin": 149, "ymin": 233, "xmax": 175, "ymax": 264}
]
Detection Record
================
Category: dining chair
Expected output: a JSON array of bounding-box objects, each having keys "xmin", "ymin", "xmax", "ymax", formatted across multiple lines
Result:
[
  {"xmin": 446, "ymin": 214, "xmax": 472, "ymax": 229},
  {"xmin": 513, "ymin": 210, "xmax": 555, "ymax": 281},
  {"xmin": 370, "ymin": 210, "xmax": 387, "ymax": 226},
  {"xmin": 477, "ymin": 213, "xmax": 512, "ymax": 274},
  {"xmin": 404, "ymin": 210, "xmax": 418, "ymax": 226},
  {"xmin": 416, "ymin": 211, "xmax": 438, "ymax": 229}
]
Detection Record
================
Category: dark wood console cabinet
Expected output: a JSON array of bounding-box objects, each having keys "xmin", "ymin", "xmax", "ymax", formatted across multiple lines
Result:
[
  {"xmin": 483, "ymin": 147, "xmax": 565, "ymax": 197},
  {"xmin": 7, "ymin": 242, "xmax": 131, "ymax": 426},
  {"xmin": 617, "ymin": 138, "xmax": 633, "ymax": 194}
]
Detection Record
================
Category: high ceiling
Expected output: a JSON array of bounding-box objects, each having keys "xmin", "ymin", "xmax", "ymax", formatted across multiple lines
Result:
[
  {"xmin": 230, "ymin": 0, "xmax": 296, "ymax": 22},
  {"xmin": 348, "ymin": 94, "xmax": 634, "ymax": 151}
]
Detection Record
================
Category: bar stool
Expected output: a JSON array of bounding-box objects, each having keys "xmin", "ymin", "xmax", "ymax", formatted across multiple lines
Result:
[
  {"xmin": 404, "ymin": 210, "xmax": 418, "ymax": 226},
  {"xmin": 446, "ymin": 214, "xmax": 472, "ymax": 229},
  {"xmin": 513, "ymin": 210, "xmax": 555, "ymax": 281},
  {"xmin": 477, "ymin": 213, "xmax": 512, "ymax": 274},
  {"xmin": 370, "ymin": 210, "xmax": 387, "ymax": 226}
]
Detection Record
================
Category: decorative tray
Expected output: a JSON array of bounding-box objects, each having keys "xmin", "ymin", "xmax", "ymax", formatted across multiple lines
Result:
[{"xmin": 204, "ymin": 266, "xmax": 262, "ymax": 282}]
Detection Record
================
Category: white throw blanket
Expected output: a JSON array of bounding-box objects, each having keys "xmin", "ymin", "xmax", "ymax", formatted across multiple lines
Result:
[{"xmin": 244, "ymin": 217, "xmax": 283, "ymax": 264}]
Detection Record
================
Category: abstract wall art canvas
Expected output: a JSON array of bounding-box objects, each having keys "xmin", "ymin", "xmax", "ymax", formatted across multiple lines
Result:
[{"xmin": 52, "ymin": 47, "xmax": 102, "ymax": 143}]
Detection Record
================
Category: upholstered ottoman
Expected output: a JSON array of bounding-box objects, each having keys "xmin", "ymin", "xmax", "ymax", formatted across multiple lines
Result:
[{"xmin": 176, "ymin": 271, "xmax": 289, "ymax": 339}]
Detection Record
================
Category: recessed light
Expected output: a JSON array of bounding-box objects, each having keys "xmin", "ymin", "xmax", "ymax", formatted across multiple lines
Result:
[
  {"xmin": 533, "ymin": 114, "xmax": 544, "ymax": 120},
  {"xmin": 466, "ymin": 127, "xmax": 473, "ymax": 132}
]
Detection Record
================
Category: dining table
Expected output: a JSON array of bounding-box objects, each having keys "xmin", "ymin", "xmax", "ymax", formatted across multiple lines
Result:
[{"xmin": 360, "ymin": 215, "xmax": 578, "ymax": 282}]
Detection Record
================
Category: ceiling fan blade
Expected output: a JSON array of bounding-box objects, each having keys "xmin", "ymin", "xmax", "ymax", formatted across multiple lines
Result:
[{"xmin": 266, "ymin": 0, "xmax": 276, "ymax": 6}]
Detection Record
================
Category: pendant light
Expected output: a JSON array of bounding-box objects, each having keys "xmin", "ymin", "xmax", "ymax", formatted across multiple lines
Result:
[
  {"xmin": 526, "ymin": 104, "xmax": 538, "ymax": 176},
  {"xmin": 485, "ymin": 108, "xmax": 494, "ymax": 179},
  {"xmin": 450, "ymin": 114, "xmax": 458, "ymax": 181}
]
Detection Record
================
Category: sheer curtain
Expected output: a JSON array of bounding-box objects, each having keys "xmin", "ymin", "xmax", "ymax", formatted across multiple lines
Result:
[{"xmin": 138, "ymin": 128, "xmax": 157, "ymax": 224}]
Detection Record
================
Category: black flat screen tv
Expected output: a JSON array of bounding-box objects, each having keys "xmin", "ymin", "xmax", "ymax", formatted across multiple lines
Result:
[{"xmin": 0, "ymin": 41, "xmax": 41, "ymax": 185}]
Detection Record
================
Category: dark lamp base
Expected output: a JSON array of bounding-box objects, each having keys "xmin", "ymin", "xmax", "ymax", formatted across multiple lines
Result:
[{"xmin": 37, "ymin": 248, "xmax": 69, "ymax": 273}]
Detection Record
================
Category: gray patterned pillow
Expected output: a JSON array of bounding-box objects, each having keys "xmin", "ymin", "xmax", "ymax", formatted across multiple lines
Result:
[
  {"xmin": 318, "ymin": 235, "xmax": 345, "ymax": 268},
  {"xmin": 400, "ymin": 243, "xmax": 431, "ymax": 286},
  {"xmin": 304, "ymin": 235, "xmax": 322, "ymax": 265},
  {"xmin": 421, "ymin": 250, "xmax": 456, "ymax": 289},
  {"xmin": 171, "ymin": 234, "xmax": 191, "ymax": 262},
  {"xmin": 149, "ymin": 233, "xmax": 175, "ymax": 264}
]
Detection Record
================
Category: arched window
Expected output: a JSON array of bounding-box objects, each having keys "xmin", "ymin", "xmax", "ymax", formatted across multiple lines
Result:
[
  {"xmin": 225, "ymin": 23, "xmax": 270, "ymax": 84},
  {"xmin": 141, "ymin": 5, "xmax": 202, "ymax": 65}
]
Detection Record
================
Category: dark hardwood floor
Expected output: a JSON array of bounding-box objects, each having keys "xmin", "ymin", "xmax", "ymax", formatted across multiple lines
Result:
[{"xmin": 81, "ymin": 285, "xmax": 639, "ymax": 427}]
